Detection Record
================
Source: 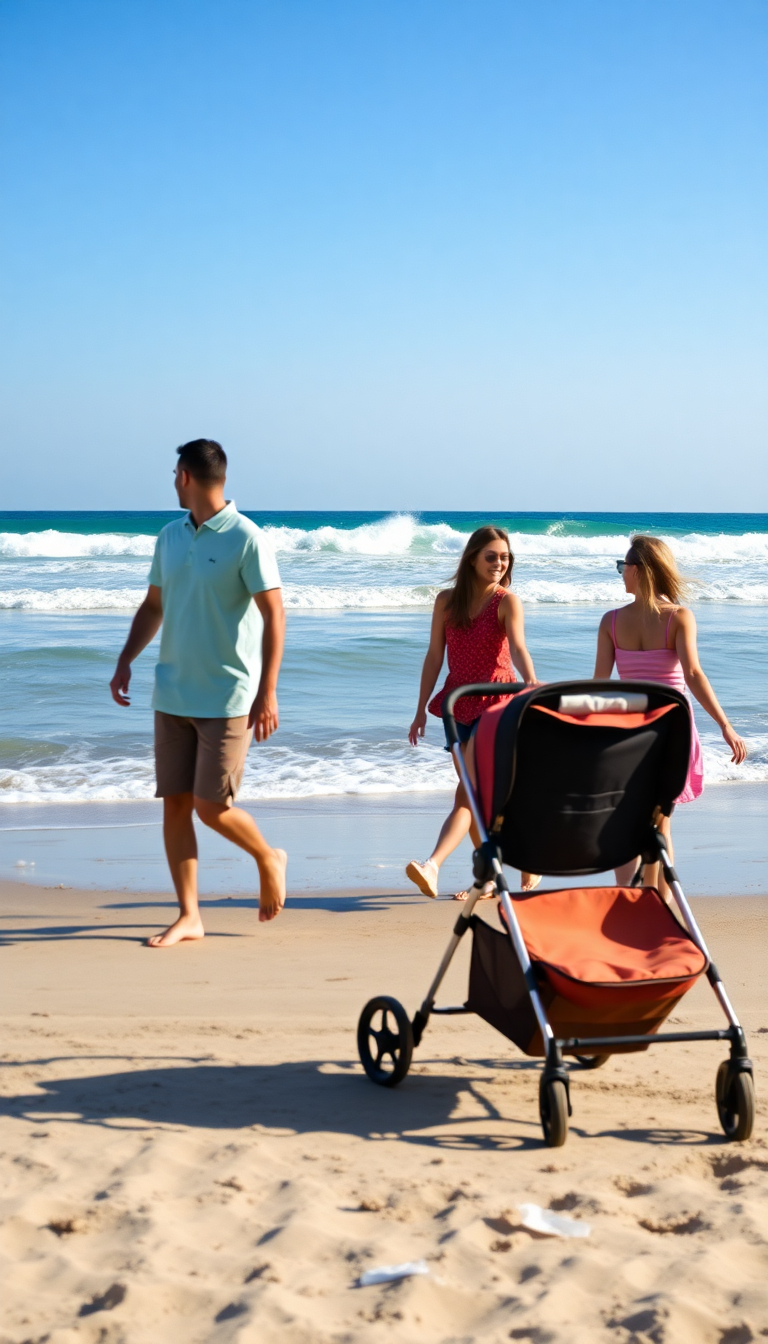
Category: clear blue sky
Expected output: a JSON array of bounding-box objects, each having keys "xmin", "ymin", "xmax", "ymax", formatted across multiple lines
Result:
[{"xmin": 1, "ymin": 0, "xmax": 766, "ymax": 511}]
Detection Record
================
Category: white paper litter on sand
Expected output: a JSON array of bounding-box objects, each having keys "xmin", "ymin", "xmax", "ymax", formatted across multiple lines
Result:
[
  {"xmin": 359, "ymin": 1260, "xmax": 430, "ymax": 1286},
  {"xmin": 517, "ymin": 1203, "xmax": 591, "ymax": 1238}
]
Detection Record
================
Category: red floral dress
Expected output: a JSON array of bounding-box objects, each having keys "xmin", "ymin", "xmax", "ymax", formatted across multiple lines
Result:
[{"xmin": 428, "ymin": 588, "xmax": 515, "ymax": 725}]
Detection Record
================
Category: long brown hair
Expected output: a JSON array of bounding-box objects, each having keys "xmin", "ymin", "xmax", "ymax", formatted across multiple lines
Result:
[
  {"xmin": 627, "ymin": 534, "xmax": 687, "ymax": 614},
  {"xmin": 444, "ymin": 526, "xmax": 514, "ymax": 628}
]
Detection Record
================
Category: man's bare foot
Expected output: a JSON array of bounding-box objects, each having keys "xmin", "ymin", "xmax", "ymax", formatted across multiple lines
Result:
[
  {"xmin": 521, "ymin": 872, "xmax": 542, "ymax": 892},
  {"xmin": 147, "ymin": 913, "xmax": 205, "ymax": 948},
  {"xmin": 258, "ymin": 848, "xmax": 287, "ymax": 922}
]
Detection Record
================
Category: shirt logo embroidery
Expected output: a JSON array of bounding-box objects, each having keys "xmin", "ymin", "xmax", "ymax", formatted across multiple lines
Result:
[{"xmin": 208, "ymin": 558, "xmax": 216, "ymax": 563}]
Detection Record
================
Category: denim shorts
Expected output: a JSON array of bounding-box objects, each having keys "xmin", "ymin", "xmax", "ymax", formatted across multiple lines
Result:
[{"xmin": 444, "ymin": 717, "xmax": 480, "ymax": 752}]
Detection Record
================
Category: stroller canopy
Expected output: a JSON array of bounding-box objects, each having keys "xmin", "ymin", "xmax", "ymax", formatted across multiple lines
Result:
[{"xmin": 473, "ymin": 680, "xmax": 691, "ymax": 877}]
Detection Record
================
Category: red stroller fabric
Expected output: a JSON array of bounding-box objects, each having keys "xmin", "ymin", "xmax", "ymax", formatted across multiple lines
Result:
[{"xmin": 511, "ymin": 886, "xmax": 707, "ymax": 1010}]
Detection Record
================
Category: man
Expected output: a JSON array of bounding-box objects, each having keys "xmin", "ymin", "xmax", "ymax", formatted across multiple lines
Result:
[{"xmin": 110, "ymin": 439, "xmax": 287, "ymax": 946}]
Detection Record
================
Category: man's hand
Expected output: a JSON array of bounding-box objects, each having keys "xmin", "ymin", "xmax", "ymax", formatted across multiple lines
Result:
[
  {"xmin": 110, "ymin": 658, "xmax": 132, "ymax": 706},
  {"xmin": 109, "ymin": 588, "xmax": 163, "ymax": 708},
  {"xmin": 249, "ymin": 689, "xmax": 279, "ymax": 742}
]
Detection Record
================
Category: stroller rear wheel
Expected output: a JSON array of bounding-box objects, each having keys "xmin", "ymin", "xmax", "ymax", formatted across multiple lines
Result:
[
  {"xmin": 539, "ymin": 1075, "xmax": 569, "ymax": 1147},
  {"xmin": 357, "ymin": 996, "xmax": 414, "ymax": 1088},
  {"xmin": 573, "ymin": 1054, "xmax": 610, "ymax": 1070},
  {"xmin": 716, "ymin": 1062, "xmax": 755, "ymax": 1141}
]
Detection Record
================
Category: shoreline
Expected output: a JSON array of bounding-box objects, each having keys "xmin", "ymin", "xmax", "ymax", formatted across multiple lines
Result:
[{"xmin": 2, "ymin": 781, "xmax": 767, "ymax": 896}]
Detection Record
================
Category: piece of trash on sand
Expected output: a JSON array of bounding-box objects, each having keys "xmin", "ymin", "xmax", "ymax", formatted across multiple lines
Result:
[
  {"xmin": 359, "ymin": 1260, "xmax": 430, "ymax": 1286},
  {"xmin": 517, "ymin": 1203, "xmax": 591, "ymax": 1238}
]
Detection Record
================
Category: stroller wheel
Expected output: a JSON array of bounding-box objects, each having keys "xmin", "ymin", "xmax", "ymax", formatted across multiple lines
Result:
[
  {"xmin": 573, "ymin": 1054, "xmax": 610, "ymax": 1071},
  {"xmin": 357, "ymin": 996, "xmax": 414, "ymax": 1088},
  {"xmin": 539, "ymin": 1075, "xmax": 569, "ymax": 1147},
  {"xmin": 716, "ymin": 1062, "xmax": 755, "ymax": 1142}
]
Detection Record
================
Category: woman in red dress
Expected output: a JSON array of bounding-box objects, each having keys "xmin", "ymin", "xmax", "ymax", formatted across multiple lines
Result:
[{"xmin": 407, "ymin": 525, "xmax": 540, "ymax": 899}]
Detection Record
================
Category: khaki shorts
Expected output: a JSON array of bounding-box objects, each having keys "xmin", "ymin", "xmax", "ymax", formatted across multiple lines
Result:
[{"xmin": 154, "ymin": 712, "xmax": 252, "ymax": 804}]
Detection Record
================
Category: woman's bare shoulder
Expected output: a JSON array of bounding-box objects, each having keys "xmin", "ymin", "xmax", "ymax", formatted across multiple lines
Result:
[
  {"xmin": 499, "ymin": 587, "xmax": 521, "ymax": 611},
  {"xmin": 432, "ymin": 589, "xmax": 453, "ymax": 618},
  {"xmin": 670, "ymin": 605, "xmax": 694, "ymax": 629}
]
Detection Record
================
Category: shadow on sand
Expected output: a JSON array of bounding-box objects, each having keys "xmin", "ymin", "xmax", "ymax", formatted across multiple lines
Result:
[
  {"xmin": 0, "ymin": 893, "xmax": 420, "ymax": 945},
  {"xmin": 1, "ymin": 1054, "xmax": 722, "ymax": 1152},
  {"xmin": 99, "ymin": 892, "xmax": 423, "ymax": 913}
]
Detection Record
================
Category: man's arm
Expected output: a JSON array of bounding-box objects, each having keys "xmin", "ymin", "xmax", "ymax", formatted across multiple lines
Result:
[
  {"xmin": 249, "ymin": 588, "xmax": 286, "ymax": 741},
  {"xmin": 109, "ymin": 585, "xmax": 163, "ymax": 706}
]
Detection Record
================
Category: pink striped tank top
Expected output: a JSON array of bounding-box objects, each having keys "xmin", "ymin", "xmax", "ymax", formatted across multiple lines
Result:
[{"xmin": 611, "ymin": 608, "xmax": 703, "ymax": 804}]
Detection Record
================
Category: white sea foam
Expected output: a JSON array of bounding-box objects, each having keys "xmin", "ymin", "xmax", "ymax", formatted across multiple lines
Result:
[
  {"xmin": 2, "ymin": 731, "xmax": 766, "ymax": 803},
  {"xmin": 262, "ymin": 515, "xmax": 464, "ymax": 556},
  {"xmin": 282, "ymin": 584, "xmax": 440, "ymax": 609},
  {"xmin": 0, "ymin": 740, "xmax": 457, "ymax": 802},
  {"xmin": 264, "ymin": 519, "xmax": 768, "ymax": 565},
  {"xmin": 0, "ymin": 530, "xmax": 156, "ymax": 558},
  {"xmin": 0, "ymin": 585, "xmax": 440, "ymax": 613},
  {"xmin": 0, "ymin": 587, "xmax": 147, "ymax": 612},
  {"xmin": 3, "ymin": 520, "xmax": 767, "ymax": 564},
  {"xmin": 699, "ymin": 733, "xmax": 768, "ymax": 785},
  {"xmin": 3, "ymin": 575, "xmax": 767, "ymax": 613}
]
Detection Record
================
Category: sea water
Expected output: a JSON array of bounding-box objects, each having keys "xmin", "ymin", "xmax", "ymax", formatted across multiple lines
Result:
[{"xmin": 1, "ymin": 509, "xmax": 766, "ymax": 806}]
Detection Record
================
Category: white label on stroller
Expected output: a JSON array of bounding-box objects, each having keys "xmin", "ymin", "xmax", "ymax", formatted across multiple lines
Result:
[
  {"xmin": 517, "ymin": 1203, "xmax": 591, "ymax": 1237},
  {"xmin": 559, "ymin": 693, "xmax": 648, "ymax": 716}
]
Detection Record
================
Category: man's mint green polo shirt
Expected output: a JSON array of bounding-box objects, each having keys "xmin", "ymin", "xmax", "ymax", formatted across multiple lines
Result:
[{"xmin": 148, "ymin": 502, "xmax": 281, "ymax": 718}]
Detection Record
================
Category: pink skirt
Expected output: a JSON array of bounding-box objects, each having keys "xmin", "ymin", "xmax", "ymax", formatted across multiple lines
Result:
[{"xmin": 677, "ymin": 704, "xmax": 704, "ymax": 804}]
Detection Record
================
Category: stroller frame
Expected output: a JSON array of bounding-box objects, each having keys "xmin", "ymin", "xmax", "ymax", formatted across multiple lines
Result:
[{"xmin": 356, "ymin": 680, "xmax": 754, "ymax": 1146}]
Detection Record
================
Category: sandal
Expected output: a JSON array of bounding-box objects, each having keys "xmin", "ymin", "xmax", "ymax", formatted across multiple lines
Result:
[{"xmin": 453, "ymin": 882, "xmax": 495, "ymax": 902}]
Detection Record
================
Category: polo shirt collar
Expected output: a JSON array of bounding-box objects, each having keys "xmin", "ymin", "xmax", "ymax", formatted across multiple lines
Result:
[{"xmin": 184, "ymin": 500, "xmax": 237, "ymax": 533}]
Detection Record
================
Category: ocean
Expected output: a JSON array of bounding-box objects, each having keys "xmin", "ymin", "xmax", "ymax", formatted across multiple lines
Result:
[{"xmin": 1, "ymin": 509, "xmax": 766, "ymax": 808}]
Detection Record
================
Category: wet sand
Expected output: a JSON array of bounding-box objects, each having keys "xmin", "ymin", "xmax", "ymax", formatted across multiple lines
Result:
[
  {"xmin": 2, "ymin": 781, "xmax": 767, "ymax": 896},
  {"xmin": 0, "ymin": 879, "xmax": 766, "ymax": 1343}
]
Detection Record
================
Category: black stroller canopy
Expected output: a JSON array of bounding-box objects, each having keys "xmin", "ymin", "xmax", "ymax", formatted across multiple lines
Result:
[{"xmin": 474, "ymin": 680, "xmax": 691, "ymax": 877}]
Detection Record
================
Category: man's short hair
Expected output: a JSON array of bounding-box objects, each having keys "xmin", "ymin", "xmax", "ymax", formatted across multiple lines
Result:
[{"xmin": 176, "ymin": 439, "xmax": 227, "ymax": 484}]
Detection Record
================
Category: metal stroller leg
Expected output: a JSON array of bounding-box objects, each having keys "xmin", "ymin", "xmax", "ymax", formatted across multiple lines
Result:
[
  {"xmin": 653, "ymin": 828, "xmax": 755, "ymax": 1140},
  {"xmin": 452, "ymin": 744, "xmax": 558, "ymax": 1057},
  {"xmin": 451, "ymin": 744, "xmax": 571, "ymax": 1144},
  {"xmin": 412, "ymin": 883, "xmax": 489, "ymax": 1046},
  {"xmin": 654, "ymin": 829, "xmax": 744, "ymax": 1032}
]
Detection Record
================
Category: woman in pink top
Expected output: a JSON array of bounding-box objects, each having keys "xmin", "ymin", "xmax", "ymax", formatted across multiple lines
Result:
[
  {"xmin": 594, "ymin": 534, "xmax": 747, "ymax": 895},
  {"xmin": 407, "ymin": 525, "xmax": 540, "ymax": 900}
]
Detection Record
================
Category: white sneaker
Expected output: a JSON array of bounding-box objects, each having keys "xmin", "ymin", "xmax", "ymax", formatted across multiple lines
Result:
[{"xmin": 405, "ymin": 859, "xmax": 439, "ymax": 898}]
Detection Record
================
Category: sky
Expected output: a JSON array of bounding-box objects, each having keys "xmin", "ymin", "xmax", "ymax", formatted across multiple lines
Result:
[{"xmin": 1, "ymin": 0, "xmax": 766, "ymax": 512}]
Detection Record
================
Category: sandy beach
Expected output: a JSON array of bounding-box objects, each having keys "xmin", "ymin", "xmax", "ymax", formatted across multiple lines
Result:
[{"xmin": 1, "ymin": 878, "xmax": 766, "ymax": 1343}]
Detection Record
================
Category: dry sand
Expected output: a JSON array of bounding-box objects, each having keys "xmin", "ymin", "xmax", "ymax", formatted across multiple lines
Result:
[{"xmin": 1, "ymin": 879, "xmax": 766, "ymax": 1343}]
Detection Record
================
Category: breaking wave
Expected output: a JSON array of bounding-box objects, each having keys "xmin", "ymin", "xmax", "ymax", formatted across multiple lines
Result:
[
  {"xmin": 3, "ymin": 518, "xmax": 768, "ymax": 563},
  {"xmin": 3, "ymin": 577, "xmax": 767, "ymax": 613},
  {"xmin": 1, "ymin": 731, "xmax": 766, "ymax": 803}
]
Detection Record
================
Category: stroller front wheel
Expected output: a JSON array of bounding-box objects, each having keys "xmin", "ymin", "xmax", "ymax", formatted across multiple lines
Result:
[
  {"xmin": 716, "ymin": 1062, "xmax": 755, "ymax": 1142},
  {"xmin": 357, "ymin": 996, "xmax": 414, "ymax": 1088},
  {"xmin": 573, "ymin": 1054, "xmax": 610, "ymax": 1070},
  {"xmin": 539, "ymin": 1075, "xmax": 569, "ymax": 1147}
]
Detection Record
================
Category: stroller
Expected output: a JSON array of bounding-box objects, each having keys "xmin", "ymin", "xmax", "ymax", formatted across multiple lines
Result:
[{"xmin": 357, "ymin": 680, "xmax": 755, "ymax": 1146}]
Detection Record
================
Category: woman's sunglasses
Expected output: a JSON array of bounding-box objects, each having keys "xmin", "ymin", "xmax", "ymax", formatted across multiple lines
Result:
[{"xmin": 616, "ymin": 560, "xmax": 634, "ymax": 573}]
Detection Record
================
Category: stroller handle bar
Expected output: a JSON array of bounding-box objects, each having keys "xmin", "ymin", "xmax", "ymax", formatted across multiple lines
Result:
[{"xmin": 442, "ymin": 682, "xmax": 528, "ymax": 748}]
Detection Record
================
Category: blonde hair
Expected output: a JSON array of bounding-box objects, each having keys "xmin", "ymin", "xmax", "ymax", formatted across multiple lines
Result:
[{"xmin": 627, "ymin": 534, "xmax": 687, "ymax": 614}]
